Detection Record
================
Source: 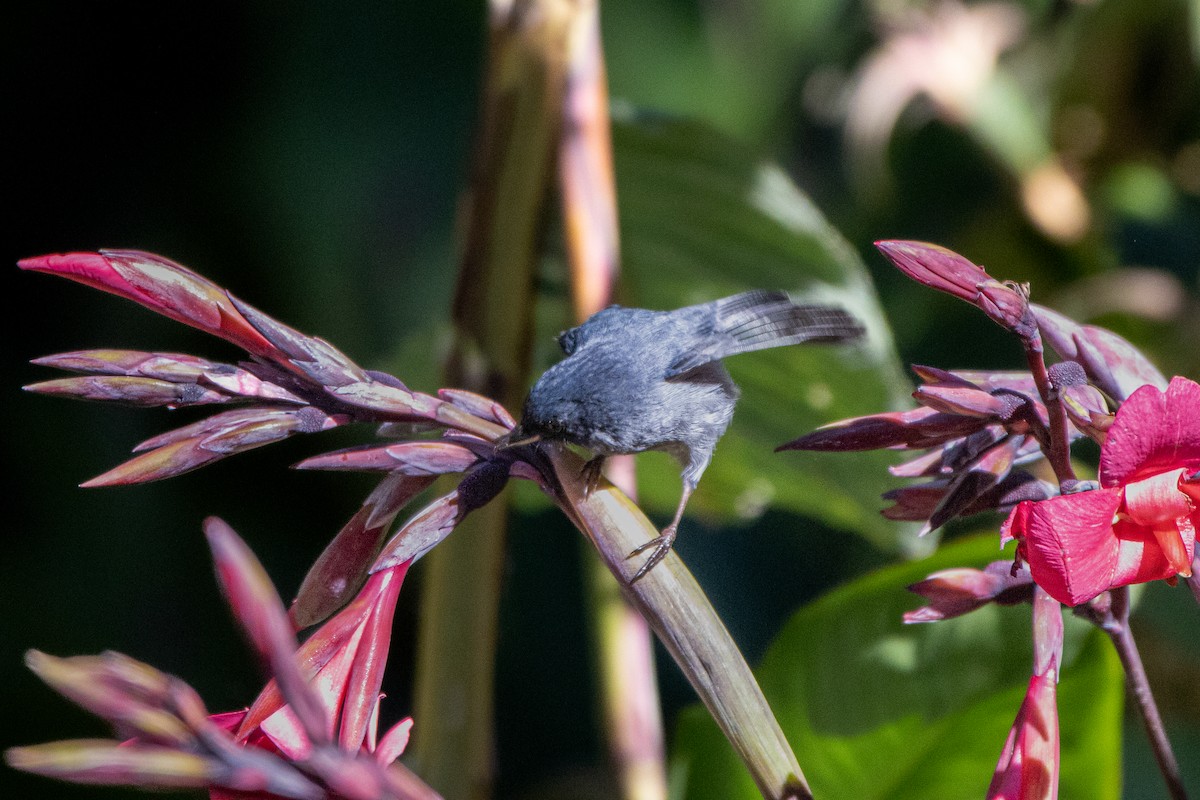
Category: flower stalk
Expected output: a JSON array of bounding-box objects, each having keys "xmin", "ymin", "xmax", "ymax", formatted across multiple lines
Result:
[{"xmin": 1089, "ymin": 588, "xmax": 1190, "ymax": 800}]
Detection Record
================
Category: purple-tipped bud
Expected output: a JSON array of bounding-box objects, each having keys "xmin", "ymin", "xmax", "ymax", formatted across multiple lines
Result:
[
  {"xmin": 881, "ymin": 483, "xmax": 949, "ymax": 521},
  {"xmin": 371, "ymin": 492, "xmax": 463, "ymax": 571},
  {"xmin": 5, "ymin": 740, "xmax": 218, "ymax": 789},
  {"xmin": 22, "ymin": 651, "xmax": 194, "ymax": 747},
  {"xmin": 875, "ymin": 240, "xmax": 989, "ymax": 301},
  {"xmin": 913, "ymin": 381, "xmax": 1019, "ymax": 419},
  {"xmin": 904, "ymin": 561, "xmax": 1034, "ymax": 623},
  {"xmin": 81, "ymin": 408, "xmax": 345, "ymax": 487},
  {"xmin": 438, "ymin": 388, "xmax": 517, "ymax": 429},
  {"xmin": 295, "ymin": 441, "xmax": 480, "ymax": 475},
  {"xmin": 291, "ymin": 474, "xmax": 435, "ymax": 629},
  {"xmin": 31, "ymin": 350, "xmax": 217, "ymax": 381},
  {"xmin": 875, "ymin": 241, "xmax": 1036, "ymax": 338},
  {"xmin": 1060, "ymin": 383, "xmax": 1113, "ymax": 443},
  {"xmin": 778, "ymin": 406, "xmax": 983, "ymax": 452},
  {"xmin": 25, "ymin": 376, "xmax": 228, "ymax": 408},
  {"xmin": 1032, "ymin": 304, "xmax": 1167, "ymax": 401}
]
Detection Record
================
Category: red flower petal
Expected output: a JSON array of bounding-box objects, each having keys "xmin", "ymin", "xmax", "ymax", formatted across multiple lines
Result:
[
  {"xmin": 1020, "ymin": 489, "xmax": 1123, "ymax": 606},
  {"xmin": 1100, "ymin": 377, "xmax": 1200, "ymax": 487}
]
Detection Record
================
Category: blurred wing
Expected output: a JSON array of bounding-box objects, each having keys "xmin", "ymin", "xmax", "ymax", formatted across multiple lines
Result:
[{"xmin": 665, "ymin": 290, "xmax": 864, "ymax": 378}]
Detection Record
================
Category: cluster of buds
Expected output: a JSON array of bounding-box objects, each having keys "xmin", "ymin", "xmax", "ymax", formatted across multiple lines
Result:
[
  {"xmin": 781, "ymin": 364, "xmax": 1061, "ymax": 537},
  {"xmin": 10, "ymin": 251, "xmax": 574, "ymax": 798},
  {"xmin": 783, "ymin": 240, "xmax": 1198, "ymax": 800},
  {"xmin": 781, "ymin": 240, "xmax": 1194, "ymax": 605},
  {"xmin": 17, "ymin": 251, "xmax": 551, "ymax": 622}
]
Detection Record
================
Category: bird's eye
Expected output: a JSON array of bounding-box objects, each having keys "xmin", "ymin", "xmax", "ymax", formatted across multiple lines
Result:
[{"xmin": 557, "ymin": 328, "xmax": 580, "ymax": 355}]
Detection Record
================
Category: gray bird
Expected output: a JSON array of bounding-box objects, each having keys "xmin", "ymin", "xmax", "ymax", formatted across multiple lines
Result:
[{"xmin": 509, "ymin": 290, "xmax": 865, "ymax": 581}]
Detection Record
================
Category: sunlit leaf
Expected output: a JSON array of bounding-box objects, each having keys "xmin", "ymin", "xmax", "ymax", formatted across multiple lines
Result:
[{"xmin": 672, "ymin": 534, "xmax": 1123, "ymax": 800}]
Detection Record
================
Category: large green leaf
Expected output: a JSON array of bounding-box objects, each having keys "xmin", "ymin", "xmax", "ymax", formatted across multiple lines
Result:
[
  {"xmin": 612, "ymin": 115, "xmax": 913, "ymax": 551},
  {"xmin": 672, "ymin": 534, "xmax": 1124, "ymax": 800}
]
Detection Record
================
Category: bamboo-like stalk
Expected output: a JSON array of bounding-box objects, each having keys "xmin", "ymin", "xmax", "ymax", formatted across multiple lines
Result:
[
  {"xmin": 414, "ymin": 1, "xmax": 579, "ymax": 797},
  {"xmin": 550, "ymin": 446, "xmax": 812, "ymax": 800},
  {"xmin": 558, "ymin": 4, "xmax": 668, "ymax": 799}
]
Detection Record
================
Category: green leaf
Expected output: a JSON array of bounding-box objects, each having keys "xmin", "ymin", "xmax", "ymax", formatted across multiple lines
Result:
[
  {"xmin": 613, "ymin": 115, "xmax": 913, "ymax": 551},
  {"xmin": 672, "ymin": 534, "xmax": 1124, "ymax": 800}
]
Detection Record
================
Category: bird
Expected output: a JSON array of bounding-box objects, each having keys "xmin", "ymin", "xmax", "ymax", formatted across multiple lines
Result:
[{"xmin": 506, "ymin": 290, "xmax": 865, "ymax": 581}]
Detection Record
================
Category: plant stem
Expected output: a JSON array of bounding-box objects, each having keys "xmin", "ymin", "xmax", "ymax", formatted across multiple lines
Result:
[
  {"xmin": 1022, "ymin": 334, "xmax": 1076, "ymax": 485},
  {"xmin": 1101, "ymin": 587, "xmax": 1190, "ymax": 800},
  {"xmin": 411, "ymin": 499, "xmax": 508, "ymax": 800},
  {"xmin": 415, "ymin": 1, "xmax": 579, "ymax": 796}
]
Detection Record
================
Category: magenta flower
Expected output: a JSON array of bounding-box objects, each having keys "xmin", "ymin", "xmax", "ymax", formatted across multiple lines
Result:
[{"xmin": 1003, "ymin": 377, "xmax": 1200, "ymax": 606}]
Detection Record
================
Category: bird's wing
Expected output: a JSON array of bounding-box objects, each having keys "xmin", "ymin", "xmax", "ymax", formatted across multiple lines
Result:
[{"xmin": 665, "ymin": 290, "xmax": 864, "ymax": 378}]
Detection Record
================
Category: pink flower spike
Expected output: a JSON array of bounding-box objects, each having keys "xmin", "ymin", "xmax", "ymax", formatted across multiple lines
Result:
[
  {"xmin": 235, "ymin": 565, "xmax": 410, "ymax": 777},
  {"xmin": 20, "ymin": 252, "xmax": 276, "ymax": 357}
]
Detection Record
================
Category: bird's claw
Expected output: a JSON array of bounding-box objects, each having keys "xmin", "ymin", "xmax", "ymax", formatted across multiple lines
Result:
[
  {"xmin": 627, "ymin": 525, "xmax": 677, "ymax": 583},
  {"xmin": 580, "ymin": 456, "xmax": 606, "ymax": 497}
]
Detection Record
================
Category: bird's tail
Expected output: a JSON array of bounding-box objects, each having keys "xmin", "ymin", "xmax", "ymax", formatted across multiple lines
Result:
[{"xmin": 666, "ymin": 290, "xmax": 865, "ymax": 377}]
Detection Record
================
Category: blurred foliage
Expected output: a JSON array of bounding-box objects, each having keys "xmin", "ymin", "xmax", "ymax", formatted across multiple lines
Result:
[{"xmin": 6, "ymin": 1, "xmax": 1199, "ymax": 798}]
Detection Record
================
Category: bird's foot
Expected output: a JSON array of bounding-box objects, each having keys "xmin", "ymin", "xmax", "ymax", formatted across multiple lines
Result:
[
  {"xmin": 627, "ymin": 525, "xmax": 677, "ymax": 583},
  {"xmin": 580, "ymin": 456, "xmax": 606, "ymax": 497}
]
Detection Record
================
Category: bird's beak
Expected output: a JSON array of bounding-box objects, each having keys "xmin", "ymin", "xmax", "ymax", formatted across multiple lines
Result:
[{"xmin": 495, "ymin": 430, "xmax": 542, "ymax": 450}]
